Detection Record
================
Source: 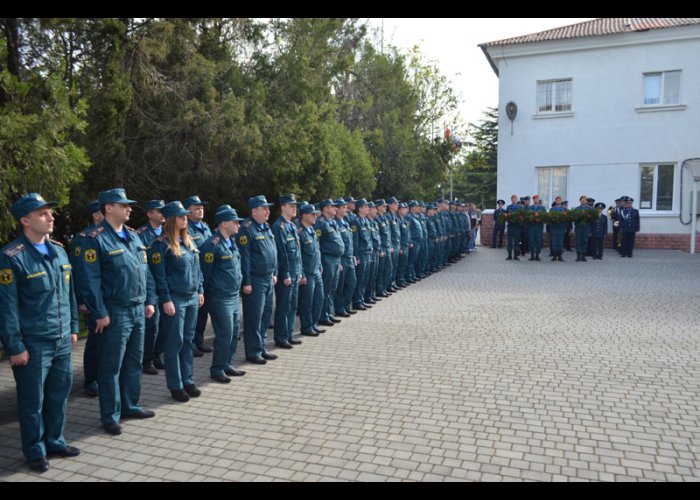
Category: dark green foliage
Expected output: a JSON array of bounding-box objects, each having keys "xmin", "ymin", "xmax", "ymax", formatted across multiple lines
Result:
[{"xmin": 1, "ymin": 18, "xmax": 463, "ymax": 242}]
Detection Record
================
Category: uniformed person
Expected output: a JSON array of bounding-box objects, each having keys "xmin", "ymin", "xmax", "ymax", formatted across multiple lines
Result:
[
  {"xmin": 519, "ymin": 196, "xmax": 531, "ymax": 256},
  {"xmin": 505, "ymin": 195, "xmax": 522, "ymax": 261},
  {"xmin": 298, "ymin": 204, "xmax": 325, "ymax": 336},
  {"xmin": 590, "ymin": 202, "xmax": 608, "ymax": 259},
  {"xmin": 149, "ymin": 201, "xmax": 205, "ymax": 401},
  {"xmin": 548, "ymin": 196, "xmax": 567, "ymax": 262},
  {"xmin": 237, "ymin": 196, "xmax": 279, "ymax": 364},
  {"xmin": 73, "ymin": 188, "xmax": 156, "ymax": 436},
  {"xmin": 136, "ymin": 200, "xmax": 166, "ymax": 375},
  {"xmin": 184, "ymin": 195, "xmax": 213, "ymax": 357},
  {"xmin": 396, "ymin": 202, "xmax": 411, "ymax": 286},
  {"xmin": 619, "ymin": 196, "xmax": 640, "ymax": 258},
  {"xmin": 491, "ymin": 200, "xmax": 506, "ymax": 248},
  {"xmin": 418, "ymin": 202, "xmax": 430, "ymax": 277},
  {"xmin": 0, "ymin": 194, "xmax": 80, "ymax": 472},
  {"xmin": 71, "ymin": 200, "xmax": 104, "ymax": 397},
  {"xmin": 386, "ymin": 197, "xmax": 401, "ymax": 292},
  {"xmin": 366, "ymin": 202, "xmax": 381, "ymax": 304},
  {"xmin": 527, "ymin": 194, "xmax": 546, "ymax": 261},
  {"xmin": 272, "ymin": 194, "xmax": 302, "ymax": 349},
  {"xmin": 610, "ymin": 198, "xmax": 623, "ymax": 254},
  {"xmin": 374, "ymin": 199, "xmax": 392, "ymax": 297},
  {"xmin": 351, "ymin": 198, "xmax": 373, "ymax": 311},
  {"xmin": 406, "ymin": 201, "xmax": 423, "ymax": 280},
  {"xmin": 315, "ymin": 199, "xmax": 345, "ymax": 326},
  {"xmin": 573, "ymin": 195, "xmax": 592, "ymax": 262},
  {"xmin": 334, "ymin": 198, "xmax": 357, "ymax": 317},
  {"xmin": 562, "ymin": 200, "xmax": 573, "ymax": 252},
  {"xmin": 200, "ymin": 207, "xmax": 246, "ymax": 384}
]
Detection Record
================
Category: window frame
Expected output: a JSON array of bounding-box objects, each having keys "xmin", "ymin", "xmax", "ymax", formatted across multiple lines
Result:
[
  {"xmin": 536, "ymin": 166, "xmax": 569, "ymax": 208},
  {"xmin": 642, "ymin": 70, "xmax": 682, "ymax": 107},
  {"xmin": 639, "ymin": 163, "xmax": 676, "ymax": 212},
  {"xmin": 536, "ymin": 78, "xmax": 573, "ymax": 115}
]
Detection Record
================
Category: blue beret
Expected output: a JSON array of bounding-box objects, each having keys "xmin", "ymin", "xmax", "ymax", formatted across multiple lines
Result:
[
  {"xmin": 143, "ymin": 199, "xmax": 165, "ymax": 211},
  {"xmin": 11, "ymin": 193, "xmax": 58, "ymax": 221},
  {"xmin": 183, "ymin": 195, "xmax": 208, "ymax": 208},
  {"xmin": 248, "ymin": 195, "xmax": 274, "ymax": 209},
  {"xmin": 99, "ymin": 188, "xmax": 137, "ymax": 206},
  {"xmin": 161, "ymin": 201, "xmax": 190, "ymax": 219}
]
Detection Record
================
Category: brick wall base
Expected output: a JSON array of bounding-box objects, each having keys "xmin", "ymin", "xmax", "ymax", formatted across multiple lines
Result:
[{"xmin": 480, "ymin": 213, "xmax": 700, "ymax": 252}]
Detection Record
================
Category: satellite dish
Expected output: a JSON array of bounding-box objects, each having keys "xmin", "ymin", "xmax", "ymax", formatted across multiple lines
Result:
[{"xmin": 505, "ymin": 101, "xmax": 517, "ymax": 135}]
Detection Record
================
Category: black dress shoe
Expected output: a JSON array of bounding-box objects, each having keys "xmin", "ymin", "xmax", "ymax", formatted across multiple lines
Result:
[
  {"xmin": 104, "ymin": 422, "xmax": 122, "ymax": 435},
  {"xmin": 300, "ymin": 331, "xmax": 320, "ymax": 337},
  {"xmin": 289, "ymin": 339, "xmax": 302, "ymax": 345},
  {"xmin": 262, "ymin": 352, "xmax": 278, "ymax": 360},
  {"xmin": 143, "ymin": 364, "xmax": 158, "ymax": 375},
  {"xmin": 274, "ymin": 342, "xmax": 293, "ymax": 349},
  {"xmin": 246, "ymin": 356, "xmax": 267, "ymax": 364},
  {"xmin": 196, "ymin": 345, "xmax": 213, "ymax": 353},
  {"xmin": 84, "ymin": 386, "xmax": 99, "ymax": 398},
  {"xmin": 122, "ymin": 409, "xmax": 156, "ymax": 420},
  {"xmin": 224, "ymin": 367, "xmax": 246, "ymax": 376},
  {"xmin": 28, "ymin": 457, "xmax": 49, "ymax": 472},
  {"xmin": 313, "ymin": 327, "xmax": 326, "ymax": 334},
  {"xmin": 347, "ymin": 310, "xmax": 358, "ymax": 315},
  {"xmin": 336, "ymin": 312, "xmax": 351, "ymax": 318},
  {"xmin": 184, "ymin": 384, "xmax": 201, "ymax": 398},
  {"xmin": 153, "ymin": 357, "xmax": 165, "ymax": 370},
  {"xmin": 170, "ymin": 389, "xmax": 190, "ymax": 402},
  {"xmin": 47, "ymin": 445, "xmax": 81, "ymax": 458},
  {"xmin": 211, "ymin": 373, "xmax": 231, "ymax": 384},
  {"xmin": 330, "ymin": 318, "xmax": 342, "ymax": 323},
  {"xmin": 318, "ymin": 320, "xmax": 335, "ymax": 327},
  {"xmin": 193, "ymin": 349, "xmax": 204, "ymax": 358},
  {"xmin": 354, "ymin": 305, "xmax": 367, "ymax": 311}
]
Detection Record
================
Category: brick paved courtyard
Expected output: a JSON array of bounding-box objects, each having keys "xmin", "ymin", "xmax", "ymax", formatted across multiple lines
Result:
[{"xmin": 1, "ymin": 247, "xmax": 699, "ymax": 481}]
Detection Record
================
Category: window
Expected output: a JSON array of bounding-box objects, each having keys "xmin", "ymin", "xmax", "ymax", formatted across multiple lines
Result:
[
  {"xmin": 537, "ymin": 166, "xmax": 569, "ymax": 207},
  {"xmin": 643, "ymin": 71, "xmax": 681, "ymax": 106},
  {"xmin": 640, "ymin": 163, "xmax": 675, "ymax": 211},
  {"xmin": 537, "ymin": 79, "xmax": 572, "ymax": 113}
]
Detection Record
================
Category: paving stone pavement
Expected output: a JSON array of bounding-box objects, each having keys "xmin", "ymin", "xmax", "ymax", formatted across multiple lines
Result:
[{"xmin": 1, "ymin": 247, "xmax": 700, "ymax": 482}]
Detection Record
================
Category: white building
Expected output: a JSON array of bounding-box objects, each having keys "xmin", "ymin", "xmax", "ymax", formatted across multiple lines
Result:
[{"xmin": 480, "ymin": 18, "xmax": 700, "ymax": 249}]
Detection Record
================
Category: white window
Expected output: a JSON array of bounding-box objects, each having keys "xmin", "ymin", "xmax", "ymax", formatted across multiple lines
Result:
[
  {"xmin": 640, "ymin": 163, "xmax": 675, "ymax": 211},
  {"xmin": 537, "ymin": 79, "xmax": 572, "ymax": 113},
  {"xmin": 643, "ymin": 71, "xmax": 681, "ymax": 106},
  {"xmin": 537, "ymin": 166, "xmax": 569, "ymax": 207}
]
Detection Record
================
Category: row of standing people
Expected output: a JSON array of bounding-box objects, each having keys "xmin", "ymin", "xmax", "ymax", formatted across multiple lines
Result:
[
  {"xmin": 491, "ymin": 194, "xmax": 640, "ymax": 261},
  {"xmin": 0, "ymin": 189, "xmax": 474, "ymax": 472}
]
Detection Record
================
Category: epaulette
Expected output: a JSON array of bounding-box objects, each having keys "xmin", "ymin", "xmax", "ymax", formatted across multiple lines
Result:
[
  {"xmin": 155, "ymin": 236, "xmax": 165, "ymax": 243},
  {"xmin": 49, "ymin": 239, "xmax": 64, "ymax": 248},
  {"xmin": 87, "ymin": 226, "xmax": 105, "ymax": 238},
  {"xmin": 3, "ymin": 243, "xmax": 26, "ymax": 257},
  {"xmin": 280, "ymin": 222, "xmax": 286, "ymax": 228},
  {"xmin": 136, "ymin": 225, "xmax": 148, "ymax": 235},
  {"xmin": 243, "ymin": 221, "xmax": 252, "ymax": 228},
  {"xmin": 211, "ymin": 236, "xmax": 220, "ymax": 246},
  {"xmin": 125, "ymin": 225, "xmax": 136, "ymax": 233},
  {"xmin": 78, "ymin": 232, "xmax": 87, "ymax": 238}
]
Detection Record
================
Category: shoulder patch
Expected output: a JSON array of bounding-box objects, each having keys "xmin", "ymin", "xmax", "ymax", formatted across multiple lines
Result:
[
  {"xmin": 88, "ymin": 226, "xmax": 105, "ymax": 238},
  {"xmin": 204, "ymin": 252, "xmax": 214, "ymax": 264},
  {"xmin": 0, "ymin": 268, "xmax": 13, "ymax": 286},
  {"xmin": 3, "ymin": 244, "xmax": 25, "ymax": 257},
  {"xmin": 238, "ymin": 235, "xmax": 248, "ymax": 246}
]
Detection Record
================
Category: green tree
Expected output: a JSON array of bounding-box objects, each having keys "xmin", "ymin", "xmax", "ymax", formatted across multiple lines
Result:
[{"xmin": 0, "ymin": 18, "xmax": 90, "ymax": 242}]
